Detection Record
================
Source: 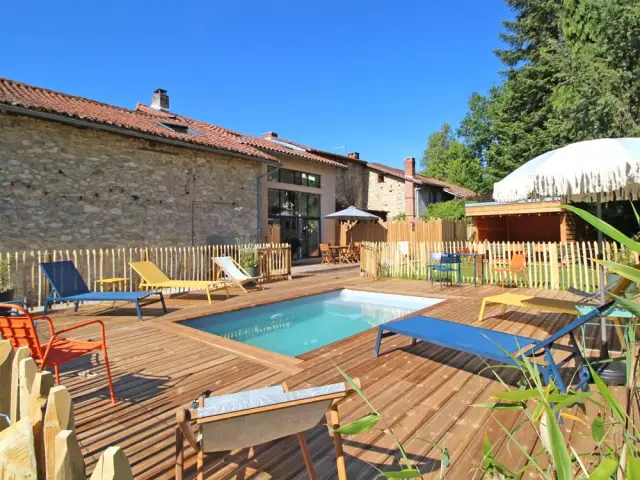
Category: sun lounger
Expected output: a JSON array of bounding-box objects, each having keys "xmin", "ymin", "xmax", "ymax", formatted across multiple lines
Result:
[
  {"xmin": 567, "ymin": 275, "xmax": 620, "ymax": 303},
  {"xmin": 374, "ymin": 302, "xmax": 615, "ymax": 392},
  {"xmin": 478, "ymin": 268, "xmax": 636, "ymax": 323},
  {"xmin": 175, "ymin": 380, "xmax": 359, "ymax": 480},
  {"xmin": 40, "ymin": 261, "xmax": 166, "ymax": 321},
  {"xmin": 213, "ymin": 256, "xmax": 263, "ymax": 293},
  {"xmin": 130, "ymin": 261, "xmax": 228, "ymax": 304}
]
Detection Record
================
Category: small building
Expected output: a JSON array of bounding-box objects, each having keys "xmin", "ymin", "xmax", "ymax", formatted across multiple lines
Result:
[
  {"xmin": 366, "ymin": 158, "xmax": 476, "ymax": 219},
  {"xmin": 466, "ymin": 199, "xmax": 582, "ymax": 243}
]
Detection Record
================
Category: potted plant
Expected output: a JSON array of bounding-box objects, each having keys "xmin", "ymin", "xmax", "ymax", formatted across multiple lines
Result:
[
  {"xmin": 0, "ymin": 257, "xmax": 14, "ymax": 302},
  {"xmin": 238, "ymin": 248, "xmax": 259, "ymax": 278}
]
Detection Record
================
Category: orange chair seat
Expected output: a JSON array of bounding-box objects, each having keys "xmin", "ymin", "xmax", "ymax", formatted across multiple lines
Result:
[{"xmin": 36, "ymin": 338, "xmax": 103, "ymax": 366}]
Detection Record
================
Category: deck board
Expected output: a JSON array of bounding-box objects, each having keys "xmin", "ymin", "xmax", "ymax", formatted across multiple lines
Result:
[{"xmin": 37, "ymin": 271, "xmax": 619, "ymax": 479}]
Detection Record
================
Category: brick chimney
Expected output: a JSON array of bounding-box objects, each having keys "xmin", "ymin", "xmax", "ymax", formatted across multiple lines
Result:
[
  {"xmin": 347, "ymin": 152, "xmax": 360, "ymax": 159},
  {"xmin": 404, "ymin": 157, "xmax": 416, "ymax": 219},
  {"xmin": 262, "ymin": 132, "xmax": 278, "ymax": 139},
  {"xmin": 404, "ymin": 156, "xmax": 415, "ymax": 177},
  {"xmin": 151, "ymin": 89, "xmax": 169, "ymax": 112}
]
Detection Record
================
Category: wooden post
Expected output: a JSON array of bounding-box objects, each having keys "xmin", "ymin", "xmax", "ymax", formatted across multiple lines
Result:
[
  {"xmin": 0, "ymin": 340, "xmax": 14, "ymax": 418},
  {"xmin": 549, "ymin": 243, "xmax": 559, "ymax": 290},
  {"xmin": 10, "ymin": 347, "xmax": 29, "ymax": 424},
  {"xmin": 45, "ymin": 386, "xmax": 75, "ymax": 480},
  {"xmin": 54, "ymin": 430, "xmax": 85, "ymax": 479},
  {"xmin": 90, "ymin": 446, "xmax": 134, "ymax": 480},
  {"xmin": 29, "ymin": 370, "xmax": 54, "ymax": 478},
  {"xmin": 18, "ymin": 357, "xmax": 37, "ymax": 421},
  {"xmin": 0, "ymin": 417, "xmax": 38, "ymax": 478}
]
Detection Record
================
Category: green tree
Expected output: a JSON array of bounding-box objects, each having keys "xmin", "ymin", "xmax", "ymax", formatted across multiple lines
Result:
[{"xmin": 421, "ymin": 123, "xmax": 484, "ymax": 193}]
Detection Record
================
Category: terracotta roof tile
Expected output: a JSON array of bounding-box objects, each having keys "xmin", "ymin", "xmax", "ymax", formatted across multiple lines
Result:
[
  {"xmin": 241, "ymin": 136, "xmax": 346, "ymax": 168},
  {"xmin": 0, "ymin": 78, "xmax": 273, "ymax": 163}
]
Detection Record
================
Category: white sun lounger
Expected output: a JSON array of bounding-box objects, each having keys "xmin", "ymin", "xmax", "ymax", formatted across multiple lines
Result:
[
  {"xmin": 213, "ymin": 256, "xmax": 263, "ymax": 292},
  {"xmin": 175, "ymin": 380, "xmax": 359, "ymax": 480}
]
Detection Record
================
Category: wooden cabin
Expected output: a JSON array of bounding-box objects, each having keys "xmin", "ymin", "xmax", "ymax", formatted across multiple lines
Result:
[{"xmin": 466, "ymin": 200, "xmax": 583, "ymax": 243}]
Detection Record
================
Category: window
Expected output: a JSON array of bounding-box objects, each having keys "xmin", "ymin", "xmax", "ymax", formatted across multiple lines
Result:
[
  {"xmin": 377, "ymin": 173, "xmax": 385, "ymax": 183},
  {"xmin": 157, "ymin": 121, "xmax": 203, "ymax": 137},
  {"xmin": 269, "ymin": 168, "xmax": 321, "ymax": 188}
]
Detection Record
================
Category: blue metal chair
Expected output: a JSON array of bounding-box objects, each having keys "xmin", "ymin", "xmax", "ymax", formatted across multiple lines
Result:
[
  {"xmin": 428, "ymin": 253, "xmax": 461, "ymax": 287},
  {"xmin": 40, "ymin": 261, "xmax": 167, "ymax": 321}
]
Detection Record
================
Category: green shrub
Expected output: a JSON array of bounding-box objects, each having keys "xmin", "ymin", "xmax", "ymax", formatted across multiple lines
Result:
[
  {"xmin": 421, "ymin": 199, "xmax": 467, "ymax": 220},
  {"xmin": 392, "ymin": 212, "xmax": 407, "ymax": 221}
]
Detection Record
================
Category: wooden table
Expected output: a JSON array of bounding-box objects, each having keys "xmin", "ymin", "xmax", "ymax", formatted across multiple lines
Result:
[
  {"xmin": 329, "ymin": 246, "xmax": 349, "ymax": 263},
  {"xmin": 96, "ymin": 277, "xmax": 130, "ymax": 292}
]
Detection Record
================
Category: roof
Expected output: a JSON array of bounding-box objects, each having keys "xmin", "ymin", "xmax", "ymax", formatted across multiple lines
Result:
[
  {"xmin": 0, "ymin": 78, "xmax": 345, "ymax": 168},
  {"xmin": 466, "ymin": 198, "xmax": 562, "ymax": 216},
  {"xmin": 367, "ymin": 163, "xmax": 476, "ymax": 198},
  {"xmin": 240, "ymin": 136, "xmax": 346, "ymax": 168}
]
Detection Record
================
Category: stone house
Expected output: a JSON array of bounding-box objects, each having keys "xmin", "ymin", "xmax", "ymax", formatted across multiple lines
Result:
[
  {"xmin": 365, "ymin": 158, "xmax": 475, "ymax": 220},
  {"xmin": 0, "ymin": 78, "xmax": 345, "ymax": 254}
]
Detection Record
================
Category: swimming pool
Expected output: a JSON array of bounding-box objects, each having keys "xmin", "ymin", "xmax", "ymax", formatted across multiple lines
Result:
[{"xmin": 181, "ymin": 289, "xmax": 443, "ymax": 357}]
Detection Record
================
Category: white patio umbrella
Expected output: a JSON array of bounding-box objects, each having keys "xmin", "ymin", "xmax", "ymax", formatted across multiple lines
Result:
[
  {"xmin": 493, "ymin": 138, "xmax": 640, "ymax": 381},
  {"xmin": 326, "ymin": 206, "xmax": 381, "ymax": 222}
]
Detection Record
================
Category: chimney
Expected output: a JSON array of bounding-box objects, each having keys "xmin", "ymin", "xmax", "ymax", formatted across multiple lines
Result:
[
  {"xmin": 151, "ymin": 89, "xmax": 169, "ymax": 112},
  {"xmin": 347, "ymin": 152, "xmax": 360, "ymax": 159},
  {"xmin": 263, "ymin": 132, "xmax": 278, "ymax": 139},
  {"xmin": 404, "ymin": 156, "xmax": 415, "ymax": 177},
  {"xmin": 404, "ymin": 157, "xmax": 416, "ymax": 219}
]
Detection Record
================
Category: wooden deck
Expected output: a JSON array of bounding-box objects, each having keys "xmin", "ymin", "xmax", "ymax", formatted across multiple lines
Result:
[{"xmin": 42, "ymin": 271, "xmax": 614, "ymax": 479}]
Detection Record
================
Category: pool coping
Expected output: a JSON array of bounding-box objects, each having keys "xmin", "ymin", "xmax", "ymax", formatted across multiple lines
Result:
[{"xmin": 155, "ymin": 284, "xmax": 448, "ymax": 374}]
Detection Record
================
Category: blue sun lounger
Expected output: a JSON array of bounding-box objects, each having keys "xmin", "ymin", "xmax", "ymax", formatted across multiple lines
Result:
[
  {"xmin": 374, "ymin": 301, "xmax": 615, "ymax": 392},
  {"xmin": 40, "ymin": 261, "xmax": 166, "ymax": 321}
]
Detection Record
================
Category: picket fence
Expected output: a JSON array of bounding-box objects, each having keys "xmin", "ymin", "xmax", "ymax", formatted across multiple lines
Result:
[
  {"xmin": 2, "ymin": 243, "xmax": 291, "ymax": 309},
  {"xmin": 338, "ymin": 218, "xmax": 468, "ymax": 245},
  {"xmin": 360, "ymin": 240, "xmax": 636, "ymax": 292}
]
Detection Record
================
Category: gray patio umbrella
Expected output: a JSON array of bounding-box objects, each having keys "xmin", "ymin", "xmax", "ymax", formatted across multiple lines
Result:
[
  {"xmin": 325, "ymin": 206, "xmax": 381, "ymax": 222},
  {"xmin": 493, "ymin": 137, "xmax": 640, "ymax": 384}
]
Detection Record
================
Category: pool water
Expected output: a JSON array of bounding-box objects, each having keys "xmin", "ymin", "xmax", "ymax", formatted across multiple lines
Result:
[{"xmin": 181, "ymin": 289, "xmax": 443, "ymax": 357}]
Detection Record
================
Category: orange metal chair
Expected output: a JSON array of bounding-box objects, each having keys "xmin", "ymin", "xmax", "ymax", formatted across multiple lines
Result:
[
  {"xmin": 0, "ymin": 303, "xmax": 116, "ymax": 404},
  {"xmin": 494, "ymin": 253, "xmax": 529, "ymax": 291}
]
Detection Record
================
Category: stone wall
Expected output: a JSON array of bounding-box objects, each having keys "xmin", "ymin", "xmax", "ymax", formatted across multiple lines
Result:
[
  {"xmin": 335, "ymin": 159, "xmax": 368, "ymax": 209},
  {"xmin": 0, "ymin": 113, "xmax": 262, "ymax": 251},
  {"xmin": 366, "ymin": 170, "xmax": 405, "ymax": 218}
]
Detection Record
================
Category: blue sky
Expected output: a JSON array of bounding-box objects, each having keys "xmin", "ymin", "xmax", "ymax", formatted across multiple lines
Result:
[{"xmin": 2, "ymin": 1, "xmax": 510, "ymax": 169}]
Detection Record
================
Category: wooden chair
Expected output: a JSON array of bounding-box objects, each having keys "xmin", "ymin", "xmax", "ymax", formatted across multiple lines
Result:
[
  {"xmin": 0, "ymin": 303, "xmax": 116, "ymax": 404},
  {"xmin": 213, "ymin": 256, "xmax": 264, "ymax": 293},
  {"xmin": 320, "ymin": 243, "xmax": 335, "ymax": 264},
  {"xmin": 175, "ymin": 379, "xmax": 360, "ymax": 480},
  {"xmin": 343, "ymin": 243, "xmax": 360, "ymax": 264},
  {"xmin": 494, "ymin": 253, "xmax": 529, "ymax": 291}
]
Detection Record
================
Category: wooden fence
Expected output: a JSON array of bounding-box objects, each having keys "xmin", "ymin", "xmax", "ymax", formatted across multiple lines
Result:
[
  {"xmin": 339, "ymin": 218, "xmax": 468, "ymax": 245},
  {"xmin": 0, "ymin": 345, "xmax": 132, "ymax": 479},
  {"xmin": 2, "ymin": 243, "xmax": 291, "ymax": 309},
  {"xmin": 360, "ymin": 240, "xmax": 637, "ymax": 291}
]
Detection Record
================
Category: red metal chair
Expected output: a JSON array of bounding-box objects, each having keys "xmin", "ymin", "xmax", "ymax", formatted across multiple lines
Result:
[{"xmin": 0, "ymin": 303, "xmax": 116, "ymax": 404}]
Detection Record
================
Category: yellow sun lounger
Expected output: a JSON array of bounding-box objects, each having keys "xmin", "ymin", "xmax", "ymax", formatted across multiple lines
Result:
[
  {"xmin": 130, "ymin": 261, "xmax": 228, "ymax": 304},
  {"xmin": 478, "ymin": 267, "xmax": 637, "ymax": 323},
  {"xmin": 478, "ymin": 293, "xmax": 581, "ymax": 322}
]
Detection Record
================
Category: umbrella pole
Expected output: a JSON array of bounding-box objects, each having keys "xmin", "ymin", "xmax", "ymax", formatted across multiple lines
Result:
[
  {"xmin": 593, "ymin": 193, "xmax": 626, "ymax": 385},
  {"xmin": 597, "ymin": 194, "xmax": 608, "ymax": 350}
]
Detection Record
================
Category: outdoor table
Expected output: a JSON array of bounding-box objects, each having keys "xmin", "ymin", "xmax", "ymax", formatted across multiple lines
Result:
[
  {"xmin": 96, "ymin": 277, "xmax": 130, "ymax": 292},
  {"xmin": 329, "ymin": 245, "xmax": 349, "ymax": 263},
  {"xmin": 458, "ymin": 253, "xmax": 485, "ymax": 287}
]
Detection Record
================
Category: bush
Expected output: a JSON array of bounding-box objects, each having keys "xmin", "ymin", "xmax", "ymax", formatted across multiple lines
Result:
[
  {"xmin": 421, "ymin": 199, "xmax": 467, "ymax": 220},
  {"xmin": 392, "ymin": 212, "xmax": 407, "ymax": 221}
]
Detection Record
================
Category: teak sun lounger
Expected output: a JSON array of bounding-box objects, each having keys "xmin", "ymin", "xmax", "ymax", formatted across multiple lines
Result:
[
  {"xmin": 129, "ymin": 261, "xmax": 228, "ymax": 304},
  {"xmin": 374, "ymin": 302, "xmax": 614, "ymax": 392},
  {"xmin": 40, "ymin": 261, "xmax": 166, "ymax": 321},
  {"xmin": 213, "ymin": 256, "xmax": 264, "ymax": 293},
  {"xmin": 175, "ymin": 380, "xmax": 360, "ymax": 480}
]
